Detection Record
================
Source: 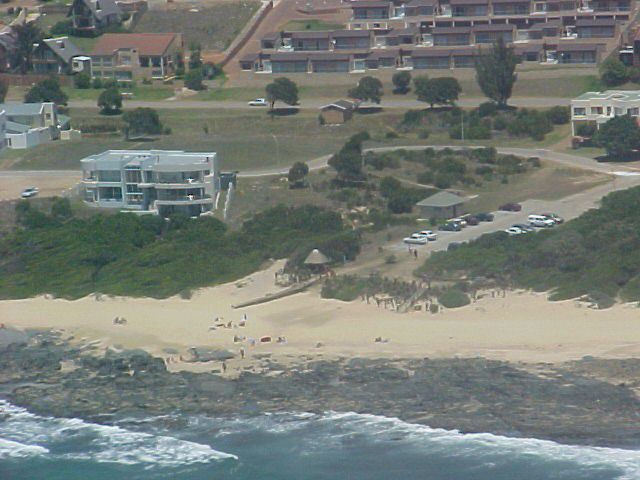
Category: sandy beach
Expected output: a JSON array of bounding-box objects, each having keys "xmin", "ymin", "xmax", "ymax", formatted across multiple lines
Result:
[{"xmin": 2, "ymin": 261, "xmax": 640, "ymax": 368}]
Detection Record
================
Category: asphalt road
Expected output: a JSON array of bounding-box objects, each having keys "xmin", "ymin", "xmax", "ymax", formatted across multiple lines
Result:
[{"xmin": 66, "ymin": 96, "xmax": 571, "ymax": 111}]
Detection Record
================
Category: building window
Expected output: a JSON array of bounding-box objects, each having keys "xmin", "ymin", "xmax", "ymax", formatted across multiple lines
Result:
[
  {"xmin": 590, "ymin": 106, "xmax": 603, "ymax": 114},
  {"xmin": 628, "ymin": 107, "xmax": 639, "ymax": 116},
  {"xmin": 573, "ymin": 107, "xmax": 586, "ymax": 116}
]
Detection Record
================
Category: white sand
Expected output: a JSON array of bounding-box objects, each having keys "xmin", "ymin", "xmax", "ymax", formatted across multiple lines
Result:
[{"xmin": 2, "ymin": 261, "xmax": 640, "ymax": 367}]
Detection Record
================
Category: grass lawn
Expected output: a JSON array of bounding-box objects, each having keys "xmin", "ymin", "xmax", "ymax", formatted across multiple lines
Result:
[
  {"xmin": 2, "ymin": 108, "xmax": 574, "ymax": 172},
  {"xmin": 63, "ymin": 85, "xmax": 175, "ymax": 102},
  {"xmin": 278, "ymin": 19, "xmax": 345, "ymax": 31},
  {"xmin": 133, "ymin": 1, "xmax": 260, "ymax": 51},
  {"xmin": 464, "ymin": 161, "xmax": 611, "ymax": 214}
]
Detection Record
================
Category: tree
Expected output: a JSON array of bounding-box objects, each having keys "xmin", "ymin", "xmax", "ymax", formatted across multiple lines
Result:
[
  {"xmin": 288, "ymin": 161, "xmax": 309, "ymax": 188},
  {"xmin": 599, "ymin": 57, "xmax": 629, "ymax": 87},
  {"xmin": 51, "ymin": 20, "xmax": 73, "ymax": 36},
  {"xmin": 594, "ymin": 114, "xmax": 640, "ymax": 158},
  {"xmin": 0, "ymin": 79, "xmax": 8, "ymax": 103},
  {"xmin": 265, "ymin": 77, "xmax": 299, "ymax": 111},
  {"xmin": 203, "ymin": 62, "xmax": 223, "ymax": 80},
  {"xmin": 348, "ymin": 76, "xmax": 383, "ymax": 104},
  {"xmin": 98, "ymin": 86, "xmax": 122, "ymax": 115},
  {"xmin": 25, "ymin": 77, "xmax": 68, "ymax": 105},
  {"xmin": 392, "ymin": 71, "xmax": 411, "ymax": 94},
  {"xmin": 414, "ymin": 76, "xmax": 461, "ymax": 108},
  {"xmin": 122, "ymin": 108, "xmax": 163, "ymax": 138},
  {"xmin": 74, "ymin": 72, "xmax": 91, "ymax": 89},
  {"xmin": 475, "ymin": 38, "xmax": 518, "ymax": 108},
  {"xmin": 328, "ymin": 131, "xmax": 370, "ymax": 185},
  {"xmin": 188, "ymin": 43, "xmax": 203, "ymax": 70},
  {"xmin": 12, "ymin": 23, "xmax": 43, "ymax": 74},
  {"xmin": 184, "ymin": 68, "xmax": 205, "ymax": 90}
]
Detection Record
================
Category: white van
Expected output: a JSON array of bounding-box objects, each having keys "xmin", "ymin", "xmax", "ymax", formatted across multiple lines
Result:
[{"xmin": 528, "ymin": 214, "xmax": 555, "ymax": 227}]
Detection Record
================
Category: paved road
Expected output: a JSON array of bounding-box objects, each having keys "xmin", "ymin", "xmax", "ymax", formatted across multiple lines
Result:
[{"xmin": 67, "ymin": 96, "xmax": 571, "ymax": 111}]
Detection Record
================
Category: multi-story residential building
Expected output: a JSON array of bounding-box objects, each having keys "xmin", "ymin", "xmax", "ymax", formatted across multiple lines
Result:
[
  {"xmin": 571, "ymin": 90, "xmax": 640, "ymax": 136},
  {"xmin": 68, "ymin": 0, "xmax": 122, "ymax": 33},
  {"xmin": 80, "ymin": 150, "xmax": 220, "ymax": 217},
  {"xmin": 240, "ymin": 0, "xmax": 632, "ymax": 75},
  {"xmin": 90, "ymin": 33, "xmax": 183, "ymax": 83}
]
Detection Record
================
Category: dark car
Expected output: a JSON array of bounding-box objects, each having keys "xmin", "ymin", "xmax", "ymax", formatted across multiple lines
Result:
[
  {"xmin": 475, "ymin": 212, "xmax": 494, "ymax": 222},
  {"xmin": 499, "ymin": 203, "xmax": 522, "ymax": 212},
  {"xmin": 439, "ymin": 222, "xmax": 461, "ymax": 232},
  {"xmin": 462, "ymin": 215, "xmax": 479, "ymax": 226}
]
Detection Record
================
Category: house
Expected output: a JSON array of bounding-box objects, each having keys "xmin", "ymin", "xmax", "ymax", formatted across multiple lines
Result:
[
  {"xmin": 33, "ymin": 37, "xmax": 84, "ymax": 75},
  {"xmin": 90, "ymin": 33, "xmax": 183, "ymax": 82},
  {"xmin": 416, "ymin": 191, "xmax": 467, "ymax": 219},
  {"xmin": 68, "ymin": 0, "xmax": 123, "ymax": 33},
  {"xmin": 0, "ymin": 102, "xmax": 71, "ymax": 149},
  {"xmin": 570, "ymin": 90, "xmax": 640, "ymax": 136},
  {"xmin": 320, "ymin": 100, "xmax": 358, "ymax": 124},
  {"xmin": 80, "ymin": 150, "xmax": 220, "ymax": 217}
]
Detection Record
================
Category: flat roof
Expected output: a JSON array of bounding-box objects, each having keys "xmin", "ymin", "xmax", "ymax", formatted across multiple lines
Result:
[{"xmin": 573, "ymin": 90, "xmax": 640, "ymax": 101}]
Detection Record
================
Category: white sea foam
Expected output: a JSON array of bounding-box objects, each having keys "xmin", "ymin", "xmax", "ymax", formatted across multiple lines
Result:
[
  {"xmin": 318, "ymin": 412, "xmax": 640, "ymax": 480},
  {"xmin": 0, "ymin": 437, "xmax": 49, "ymax": 459},
  {"xmin": 0, "ymin": 400, "xmax": 237, "ymax": 467}
]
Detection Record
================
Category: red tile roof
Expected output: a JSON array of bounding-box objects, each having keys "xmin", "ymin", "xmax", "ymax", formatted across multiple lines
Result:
[{"xmin": 91, "ymin": 33, "xmax": 179, "ymax": 56}]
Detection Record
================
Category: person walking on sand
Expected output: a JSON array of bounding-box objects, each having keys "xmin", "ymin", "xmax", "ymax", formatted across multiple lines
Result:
[
  {"xmin": 222, "ymin": 361, "xmax": 227, "ymax": 373},
  {"xmin": 414, "ymin": 249, "xmax": 418, "ymax": 260},
  {"xmin": 240, "ymin": 348, "xmax": 245, "ymax": 360}
]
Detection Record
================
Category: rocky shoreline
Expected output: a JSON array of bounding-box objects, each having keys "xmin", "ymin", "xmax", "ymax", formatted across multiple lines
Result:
[{"xmin": 2, "ymin": 330, "xmax": 640, "ymax": 449}]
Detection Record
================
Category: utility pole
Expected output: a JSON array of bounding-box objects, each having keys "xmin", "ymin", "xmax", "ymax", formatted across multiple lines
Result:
[{"xmin": 461, "ymin": 111, "xmax": 465, "ymax": 141}]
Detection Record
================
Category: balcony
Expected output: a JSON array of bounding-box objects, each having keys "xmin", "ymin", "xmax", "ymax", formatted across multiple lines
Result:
[{"xmin": 154, "ymin": 195, "xmax": 213, "ymax": 206}]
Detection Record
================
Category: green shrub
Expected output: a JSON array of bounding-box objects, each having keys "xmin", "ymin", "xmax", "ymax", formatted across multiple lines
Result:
[
  {"xmin": 438, "ymin": 289, "xmax": 471, "ymax": 308},
  {"xmin": 546, "ymin": 106, "xmax": 570, "ymax": 125},
  {"xmin": 477, "ymin": 101, "xmax": 499, "ymax": 117},
  {"xmin": 74, "ymin": 73, "xmax": 91, "ymax": 89}
]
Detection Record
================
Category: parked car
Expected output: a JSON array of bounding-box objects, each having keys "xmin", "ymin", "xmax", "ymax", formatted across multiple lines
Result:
[
  {"xmin": 462, "ymin": 215, "xmax": 479, "ymax": 226},
  {"xmin": 499, "ymin": 203, "xmax": 522, "ymax": 212},
  {"xmin": 418, "ymin": 230, "xmax": 437, "ymax": 241},
  {"xmin": 248, "ymin": 98, "xmax": 268, "ymax": 107},
  {"xmin": 21, "ymin": 187, "xmax": 39, "ymax": 198},
  {"xmin": 439, "ymin": 222, "xmax": 461, "ymax": 232},
  {"xmin": 528, "ymin": 214, "xmax": 555, "ymax": 228},
  {"xmin": 450, "ymin": 217, "xmax": 467, "ymax": 228},
  {"xmin": 505, "ymin": 226, "xmax": 526, "ymax": 235},
  {"xmin": 403, "ymin": 233, "xmax": 428, "ymax": 245},
  {"xmin": 513, "ymin": 223, "xmax": 535, "ymax": 232},
  {"xmin": 542, "ymin": 213, "xmax": 564, "ymax": 224},
  {"xmin": 474, "ymin": 212, "xmax": 494, "ymax": 222}
]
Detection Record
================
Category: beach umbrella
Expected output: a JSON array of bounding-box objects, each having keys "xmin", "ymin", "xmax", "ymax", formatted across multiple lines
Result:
[{"xmin": 304, "ymin": 248, "xmax": 330, "ymax": 265}]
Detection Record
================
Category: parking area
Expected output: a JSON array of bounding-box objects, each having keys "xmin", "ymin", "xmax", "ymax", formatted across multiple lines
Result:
[
  {"xmin": 0, "ymin": 171, "xmax": 80, "ymax": 202},
  {"xmin": 390, "ymin": 178, "xmax": 623, "ymax": 255}
]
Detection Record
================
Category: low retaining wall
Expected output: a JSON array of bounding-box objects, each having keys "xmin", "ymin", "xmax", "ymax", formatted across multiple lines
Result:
[{"xmin": 219, "ymin": 0, "xmax": 273, "ymax": 68}]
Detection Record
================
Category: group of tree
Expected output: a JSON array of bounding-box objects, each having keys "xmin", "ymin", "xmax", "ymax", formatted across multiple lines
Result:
[
  {"xmin": 122, "ymin": 108, "xmax": 164, "ymax": 139},
  {"xmin": 414, "ymin": 76, "xmax": 461, "ymax": 109},
  {"xmin": 24, "ymin": 77, "xmax": 68, "ymax": 105},
  {"xmin": 598, "ymin": 56, "xmax": 640, "ymax": 87},
  {"xmin": 594, "ymin": 114, "xmax": 640, "ymax": 158},
  {"xmin": 287, "ymin": 161, "xmax": 310, "ymax": 188},
  {"xmin": 392, "ymin": 71, "xmax": 412, "ymax": 94}
]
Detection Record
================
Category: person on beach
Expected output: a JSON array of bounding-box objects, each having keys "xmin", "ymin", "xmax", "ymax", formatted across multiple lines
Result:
[
  {"xmin": 222, "ymin": 361, "xmax": 227, "ymax": 373},
  {"xmin": 240, "ymin": 348, "xmax": 245, "ymax": 359}
]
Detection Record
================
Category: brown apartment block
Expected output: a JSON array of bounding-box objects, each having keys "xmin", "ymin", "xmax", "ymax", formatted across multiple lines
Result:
[
  {"xmin": 90, "ymin": 33, "xmax": 183, "ymax": 82},
  {"xmin": 240, "ymin": 0, "xmax": 634, "ymax": 74}
]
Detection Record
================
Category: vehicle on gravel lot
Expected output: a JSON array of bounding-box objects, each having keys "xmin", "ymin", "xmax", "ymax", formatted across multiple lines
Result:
[
  {"xmin": 499, "ymin": 203, "xmax": 522, "ymax": 212},
  {"xmin": 450, "ymin": 217, "xmax": 467, "ymax": 228},
  {"xmin": 474, "ymin": 212, "xmax": 494, "ymax": 222},
  {"xmin": 248, "ymin": 98, "xmax": 268, "ymax": 107},
  {"xmin": 403, "ymin": 233, "xmax": 429, "ymax": 245},
  {"xmin": 513, "ymin": 223, "xmax": 535, "ymax": 232},
  {"xmin": 542, "ymin": 213, "xmax": 564, "ymax": 224},
  {"xmin": 418, "ymin": 230, "xmax": 437, "ymax": 241},
  {"xmin": 21, "ymin": 187, "xmax": 39, "ymax": 198},
  {"xmin": 462, "ymin": 215, "xmax": 479, "ymax": 226},
  {"xmin": 528, "ymin": 215, "xmax": 555, "ymax": 227},
  {"xmin": 439, "ymin": 222, "xmax": 461, "ymax": 232},
  {"xmin": 505, "ymin": 226, "xmax": 526, "ymax": 235}
]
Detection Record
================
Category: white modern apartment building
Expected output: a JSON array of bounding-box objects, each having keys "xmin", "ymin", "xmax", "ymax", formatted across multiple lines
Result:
[
  {"xmin": 571, "ymin": 90, "xmax": 640, "ymax": 136},
  {"xmin": 80, "ymin": 150, "xmax": 220, "ymax": 217}
]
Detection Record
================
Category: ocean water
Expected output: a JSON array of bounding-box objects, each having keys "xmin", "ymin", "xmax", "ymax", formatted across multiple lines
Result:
[{"xmin": 1, "ymin": 400, "xmax": 639, "ymax": 480}]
